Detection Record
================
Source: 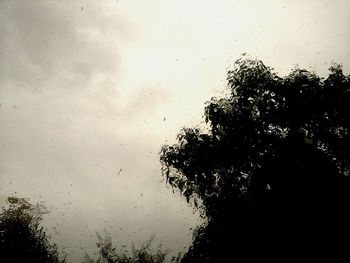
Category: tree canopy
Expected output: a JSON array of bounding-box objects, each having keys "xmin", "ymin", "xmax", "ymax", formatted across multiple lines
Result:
[{"xmin": 160, "ymin": 57, "xmax": 350, "ymax": 262}]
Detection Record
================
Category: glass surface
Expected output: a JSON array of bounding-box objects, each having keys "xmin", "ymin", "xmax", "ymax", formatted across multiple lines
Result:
[{"xmin": 1, "ymin": 1, "xmax": 349, "ymax": 262}]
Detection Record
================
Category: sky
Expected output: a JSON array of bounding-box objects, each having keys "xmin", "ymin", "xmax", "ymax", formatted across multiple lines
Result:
[{"xmin": 0, "ymin": 0, "xmax": 350, "ymax": 261}]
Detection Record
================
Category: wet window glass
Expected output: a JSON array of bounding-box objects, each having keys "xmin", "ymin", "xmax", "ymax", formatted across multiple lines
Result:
[{"xmin": 1, "ymin": 1, "xmax": 350, "ymax": 262}]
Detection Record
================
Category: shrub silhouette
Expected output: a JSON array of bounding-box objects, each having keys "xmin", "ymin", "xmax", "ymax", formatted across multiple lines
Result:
[
  {"xmin": 0, "ymin": 197, "xmax": 65, "ymax": 263},
  {"xmin": 84, "ymin": 232, "xmax": 181, "ymax": 263},
  {"xmin": 160, "ymin": 57, "xmax": 350, "ymax": 262}
]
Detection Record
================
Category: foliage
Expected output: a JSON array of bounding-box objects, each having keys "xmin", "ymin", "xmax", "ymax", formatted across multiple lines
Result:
[
  {"xmin": 0, "ymin": 196, "xmax": 65, "ymax": 263},
  {"xmin": 84, "ymin": 232, "xmax": 181, "ymax": 263},
  {"xmin": 160, "ymin": 57, "xmax": 350, "ymax": 261}
]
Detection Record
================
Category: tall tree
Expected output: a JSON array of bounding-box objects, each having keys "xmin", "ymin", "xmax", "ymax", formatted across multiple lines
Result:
[{"xmin": 160, "ymin": 57, "xmax": 350, "ymax": 262}]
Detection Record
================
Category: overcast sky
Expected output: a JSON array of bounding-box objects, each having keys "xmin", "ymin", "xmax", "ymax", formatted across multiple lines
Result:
[{"xmin": 1, "ymin": 0, "xmax": 350, "ymax": 261}]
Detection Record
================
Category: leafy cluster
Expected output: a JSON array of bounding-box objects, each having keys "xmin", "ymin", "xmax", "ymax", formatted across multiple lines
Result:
[
  {"xmin": 0, "ymin": 197, "xmax": 65, "ymax": 263},
  {"xmin": 160, "ymin": 57, "xmax": 350, "ymax": 261}
]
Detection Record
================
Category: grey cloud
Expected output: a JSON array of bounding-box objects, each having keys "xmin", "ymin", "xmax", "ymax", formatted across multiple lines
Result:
[
  {"xmin": 0, "ymin": 0, "xmax": 134, "ymax": 91},
  {"xmin": 123, "ymin": 84, "xmax": 170, "ymax": 121},
  {"xmin": 0, "ymin": 2, "xmax": 193, "ymax": 261}
]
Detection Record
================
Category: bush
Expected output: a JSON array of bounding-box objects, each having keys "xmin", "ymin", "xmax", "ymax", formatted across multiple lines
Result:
[
  {"xmin": 0, "ymin": 197, "xmax": 65, "ymax": 263},
  {"xmin": 84, "ymin": 232, "xmax": 181, "ymax": 263}
]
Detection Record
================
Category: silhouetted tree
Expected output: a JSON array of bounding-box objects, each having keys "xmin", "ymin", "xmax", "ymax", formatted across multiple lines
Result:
[
  {"xmin": 0, "ymin": 197, "xmax": 65, "ymax": 263},
  {"xmin": 160, "ymin": 57, "xmax": 350, "ymax": 262}
]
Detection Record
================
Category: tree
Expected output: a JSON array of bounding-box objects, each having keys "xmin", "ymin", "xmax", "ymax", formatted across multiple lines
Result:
[
  {"xmin": 160, "ymin": 57, "xmax": 350, "ymax": 262},
  {"xmin": 0, "ymin": 197, "xmax": 65, "ymax": 263}
]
